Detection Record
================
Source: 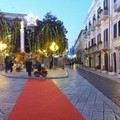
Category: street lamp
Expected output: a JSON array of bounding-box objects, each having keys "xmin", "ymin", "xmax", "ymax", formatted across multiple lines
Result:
[
  {"xmin": 0, "ymin": 42, "xmax": 7, "ymax": 52},
  {"xmin": 0, "ymin": 42, "xmax": 7, "ymax": 66},
  {"xmin": 50, "ymin": 42, "xmax": 59, "ymax": 69}
]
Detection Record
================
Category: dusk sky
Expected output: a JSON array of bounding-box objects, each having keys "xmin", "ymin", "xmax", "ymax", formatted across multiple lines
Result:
[{"xmin": 0, "ymin": 0, "xmax": 92, "ymax": 49}]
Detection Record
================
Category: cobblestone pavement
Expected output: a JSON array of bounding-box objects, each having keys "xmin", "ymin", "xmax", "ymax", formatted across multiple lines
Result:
[
  {"xmin": 0, "ymin": 67, "xmax": 120, "ymax": 120},
  {"xmin": 53, "ymin": 68, "xmax": 120, "ymax": 120},
  {"xmin": 76, "ymin": 66, "xmax": 120, "ymax": 107},
  {"xmin": 0, "ymin": 76, "xmax": 27, "ymax": 120}
]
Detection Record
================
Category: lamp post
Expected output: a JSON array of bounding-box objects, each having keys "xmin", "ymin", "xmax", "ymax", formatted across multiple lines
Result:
[
  {"xmin": 50, "ymin": 42, "xmax": 59, "ymax": 69},
  {"xmin": 0, "ymin": 42, "xmax": 7, "ymax": 52},
  {"xmin": 0, "ymin": 42, "xmax": 7, "ymax": 67}
]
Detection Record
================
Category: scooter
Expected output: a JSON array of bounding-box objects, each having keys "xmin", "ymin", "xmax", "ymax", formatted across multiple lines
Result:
[{"xmin": 33, "ymin": 66, "xmax": 48, "ymax": 77}]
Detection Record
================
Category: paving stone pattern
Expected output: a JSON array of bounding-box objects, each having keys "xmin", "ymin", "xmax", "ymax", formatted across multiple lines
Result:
[
  {"xmin": 53, "ymin": 68, "xmax": 120, "ymax": 120},
  {"xmin": 0, "ymin": 76, "xmax": 27, "ymax": 120},
  {"xmin": 0, "ymin": 67, "xmax": 120, "ymax": 120}
]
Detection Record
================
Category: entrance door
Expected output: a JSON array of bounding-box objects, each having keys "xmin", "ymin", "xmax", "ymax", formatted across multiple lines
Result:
[
  {"xmin": 104, "ymin": 53, "xmax": 108, "ymax": 70},
  {"xmin": 113, "ymin": 52, "xmax": 117, "ymax": 72},
  {"xmin": 98, "ymin": 53, "xmax": 101, "ymax": 69},
  {"xmin": 89, "ymin": 57, "xmax": 91, "ymax": 67}
]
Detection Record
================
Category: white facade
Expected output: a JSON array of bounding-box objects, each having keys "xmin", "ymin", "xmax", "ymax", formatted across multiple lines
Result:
[
  {"xmin": 2, "ymin": 12, "xmax": 38, "ymax": 53},
  {"xmin": 75, "ymin": 0, "xmax": 120, "ymax": 74},
  {"xmin": 3, "ymin": 12, "xmax": 27, "ymax": 52},
  {"xmin": 74, "ymin": 30, "xmax": 86, "ymax": 64}
]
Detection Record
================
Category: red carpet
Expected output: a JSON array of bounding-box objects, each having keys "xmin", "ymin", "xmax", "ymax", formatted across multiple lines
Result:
[{"xmin": 8, "ymin": 79, "xmax": 85, "ymax": 120}]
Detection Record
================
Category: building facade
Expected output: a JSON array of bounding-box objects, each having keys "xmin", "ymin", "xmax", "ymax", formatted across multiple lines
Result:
[
  {"xmin": 74, "ymin": 0, "xmax": 120, "ymax": 75},
  {"xmin": 2, "ymin": 12, "xmax": 27, "ymax": 52},
  {"xmin": 74, "ymin": 30, "xmax": 86, "ymax": 65},
  {"xmin": 1, "ymin": 12, "xmax": 38, "ymax": 53}
]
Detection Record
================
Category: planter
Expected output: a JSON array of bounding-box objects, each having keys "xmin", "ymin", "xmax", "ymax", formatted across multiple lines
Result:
[
  {"xmin": 101, "ymin": 70, "xmax": 107, "ymax": 73},
  {"xmin": 16, "ymin": 68, "xmax": 21, "ymax": 72},
  {"xmin": 108, "ymin": 72, "xmax": 115, "ymax": 76},
  {"xmin": 117, "ymin": 74, "xmax": 120, "ymax": 79},
  {"xmin": 97, "ymin": 69, "xmax": 101, "ymax": 72},
  {"xmin": 92, "ymin": 68, "xmax": 95, "ymax": 71},
  {"xmin": 33, "ymin": 71, "xmax": 40, "ymax": 77}
]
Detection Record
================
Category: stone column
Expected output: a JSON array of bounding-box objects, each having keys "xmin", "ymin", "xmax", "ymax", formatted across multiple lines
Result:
[{"xmin": 20, "ymin": 21, "xmax": 25, "ymax": 52}]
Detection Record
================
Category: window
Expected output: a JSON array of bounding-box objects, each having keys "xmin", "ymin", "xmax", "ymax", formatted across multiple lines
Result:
[
  {"xmin": 103, "ymin": 0, "xmax": 108, "ymax": 9},
  {"xmin": 118, "ymin": 21, "xmax": 120, "ymax": 36},
  {"xmin": 91, "ymin": 39, "xmax": 93, "ymax": 46},
  {"xmin": 93, "ymin": 15, "xmax": 96, "ymax": 25},
  {"xmin": 97, "ymin": 34, "xmax": 101, "ymax": 43},
  {"xmin": 113, "ymin": 23, "xmax": 117, "ymax": 38},
  {"xmin": 88, "ymin": 41, "xmax": 90, "ymax": 48},
  {"xmin": 114, "ymin": 0, "xmax": 117, "ymax": 3},
  {"xmin": 89, "ymin": 21, "xmax": 91, "ymax": 29},
  {"xmin": 97, "ymin": 7, "xmax": 101, "ymax": 19},
  {"xmin": 103, "ymin": 28, "xmax": 109, "ymax": 47},
  {"xmin": 85, "ymin": 26, "xmax": 87, "ymax": 31},
  {"xmin": 106, "ymin": 28, "xmax": 108, "ymax": 41},
  {"xmin": 93, "ymin": 38, "xmax": 96, "ymax": 45}
]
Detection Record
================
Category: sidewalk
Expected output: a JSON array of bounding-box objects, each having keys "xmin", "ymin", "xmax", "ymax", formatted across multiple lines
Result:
[
  {"xmin": 0, "ymin": 68, "xmax": 68, "ymax": 79},
  {"xmin": 1, "ymin": 66, "xmax": 120, "ymax": 120},
  {"xmin": 78, "ymin": 65, "xmax": 120, "ymax": 83},
  {"xmin": 52, "ymin": 67, "xmax": 120, "ymax": 120}
]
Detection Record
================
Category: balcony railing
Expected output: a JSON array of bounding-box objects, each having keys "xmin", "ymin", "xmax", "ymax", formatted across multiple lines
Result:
[
  {"xmin": 87, "ymin": 30, "xmax": 91, "ymax": 36},
  {"xmin": 114, "ymin": 1, "xmax": 120, "ymax": 12},
  {"xmin": 96, "ymin": 18, "xmax": 101, "ymax": 27},
  {"xmin": 91, "ymin": 25, "xmax": 96, "ymax": 31},
  {"xmin": 101, "ymin": 9, "xmax": 109, "ymax": 21},
  {"xmin": 101, "ymin": 41, "xmax": 109, "ymax": 51}
]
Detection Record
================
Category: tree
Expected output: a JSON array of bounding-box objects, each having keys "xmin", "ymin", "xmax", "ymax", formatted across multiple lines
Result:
[
  {"xmin": 0, "ymin": 12, "xmax": 11, "ymax": 53},
  {"xmin": 34, "ymin": 20, "xmax": 43, "ymax": 53},
  {"xmin": 38, "ymin": 12, "xmax": 68, "ymax": 56},
  {"xmin": 10, "ymin": 18, "xmax": 21, "ymax": 53}
]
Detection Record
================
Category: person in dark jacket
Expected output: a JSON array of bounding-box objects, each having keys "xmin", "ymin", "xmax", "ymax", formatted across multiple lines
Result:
[
  {"xmin": 9, "ymin": 59, "xmax": 14, "ymax": 72},
  {"xmin": 4, "ymin": 56, "xmax": 9, "ymax": 73},
  {"xmin": 25, "ymin": 59, "xmax": 32, "ymax": 76}
]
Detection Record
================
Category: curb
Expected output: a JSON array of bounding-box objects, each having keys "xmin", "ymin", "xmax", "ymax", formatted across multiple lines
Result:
[{"xmin": 0, "ymin": 69, "xmax": 69, "ymax": 79}]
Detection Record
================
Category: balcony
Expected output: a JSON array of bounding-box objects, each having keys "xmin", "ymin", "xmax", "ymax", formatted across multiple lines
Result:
[
  {"xmin": 91, "ymin": 25, "xmax": 96, "ymax": 31},
  {"xmin": 101, "ymin": 9, "xmax": 109, "ymax": 21},
  {"xmin": 96, "ymin": 18, "xmax": 101, "ymax": 27},
  {"xmin": 114, "ymin": 38, "xmax": 120, "ymax": 50},
  {"xmin": 87, "ymin": 30, "xmax": 91, "ymax": 36},
  {"xmin": 91, "ymin": 45, "xmax": 98, "ymax": 53},
  {"xmin": 101, "ymin": 41, "xmax": 109, "ymax": 51},
  {"xmin": 114, "ymin": 1, "xmax": 120, "ymax": 12}
]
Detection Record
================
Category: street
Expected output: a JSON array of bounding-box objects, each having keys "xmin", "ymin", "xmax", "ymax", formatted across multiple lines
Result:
[
  {"xmin": 76, "ymin": 66, "xmax": 120, "ymax": 107},
  {"xmin": 0, "ymin": 67, "xmax": 120, "ymax": 120}
]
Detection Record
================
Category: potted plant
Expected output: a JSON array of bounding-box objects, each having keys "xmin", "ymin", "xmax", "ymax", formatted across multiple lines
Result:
[
  {"xmin": 33, "ymin": 71, "xmax": 40, "ymax": 77},
  {"xmin": 117, "ymin": 73, "xmax": 120, "ymax": 79},
  {"xmin": 108, "ymin": 66, "xmax": 115, "ymax": 75},
  {"xmin": 101, "ymin": 65, "xmax": 106, "ymax": 73},
  {"xmin": 16, "ymin": 63, "xmax": 22, "ymax": 72},
  {"xmin": 95, "ymin": 65, "xmax": 101, "ymax": 72}
]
